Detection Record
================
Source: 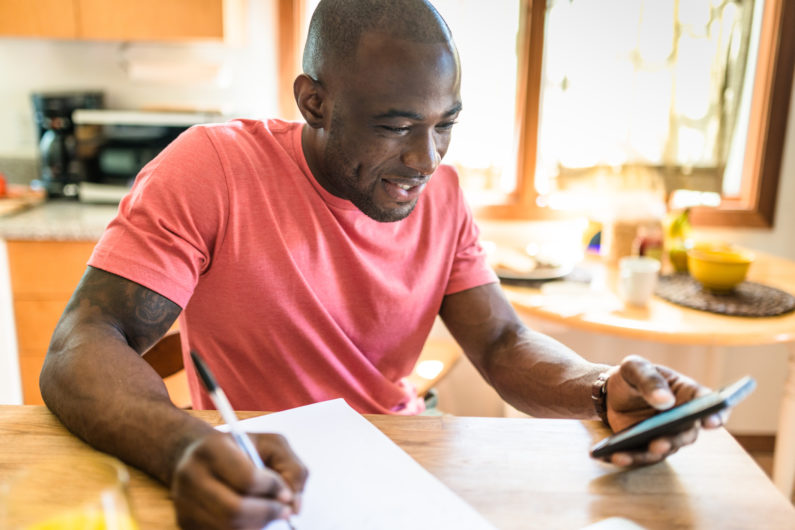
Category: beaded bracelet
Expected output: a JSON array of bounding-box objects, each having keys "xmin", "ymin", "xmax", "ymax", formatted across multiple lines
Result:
[{"xmin": 591, "ymin": 371, "xmax": 611, "ymax": 428}]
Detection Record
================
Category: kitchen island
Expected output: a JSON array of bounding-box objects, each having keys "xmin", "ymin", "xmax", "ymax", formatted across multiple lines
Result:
[
  {"xmin": 0, "ymin": 200, "xmax": 119, "ymax": 405},
  {"xmin": 0, "ymin": 199, "xmax": 118, "ymax": 241}
]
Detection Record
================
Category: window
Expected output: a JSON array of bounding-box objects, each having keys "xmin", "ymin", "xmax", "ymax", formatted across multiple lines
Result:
[
  {"xmin": 536, "ymin": 1, "xmax": 753, "ymax": 201},
  {"xmin": 429, "ymin": 0, "xmax": 522, "ymax": 208},
  {"xmin": 520, "ymin": 0, "xmax": 794, "ymax": 227}
]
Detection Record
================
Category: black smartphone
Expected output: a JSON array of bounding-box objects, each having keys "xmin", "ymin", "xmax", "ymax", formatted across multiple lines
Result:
[{"xmin": 590, "ymin": 375, "xmax": 756, "ymax": 458}]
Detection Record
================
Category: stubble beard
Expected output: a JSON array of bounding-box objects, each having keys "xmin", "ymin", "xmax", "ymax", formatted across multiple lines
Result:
[{"xmin": 323, "ymin": 130, "xmax": 417, "ymax": 223}]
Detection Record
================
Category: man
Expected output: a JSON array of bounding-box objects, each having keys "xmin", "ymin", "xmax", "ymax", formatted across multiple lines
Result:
[{"xmin": 40, "ymin": 0, "xmax": 725, "ymax": 528}]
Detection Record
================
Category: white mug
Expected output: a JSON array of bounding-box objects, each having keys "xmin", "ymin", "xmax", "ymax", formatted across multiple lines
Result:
[{"xmin": 618, "ymin": 256, "xmax": 660, "ymax": 306}]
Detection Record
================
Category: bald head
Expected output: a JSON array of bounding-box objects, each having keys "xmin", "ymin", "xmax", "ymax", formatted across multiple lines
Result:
[{"xmin": 302, "ymin": 0, "xmax": 454, "ymax": 80}]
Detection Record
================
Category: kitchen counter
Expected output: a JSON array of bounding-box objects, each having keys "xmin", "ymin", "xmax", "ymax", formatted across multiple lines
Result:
[
  {"xmin": 0, "ymin": 200, "xmax": 119, "ymax": 241},
  {"xmin": 0, "ymin": 200, "xmax": 117, "ymax": 405}
]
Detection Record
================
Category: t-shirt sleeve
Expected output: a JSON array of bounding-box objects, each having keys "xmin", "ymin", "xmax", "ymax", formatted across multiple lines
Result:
[
  {"xmin": 444, "ymin": 176, "xmax": 499, "ymax": 296},
  {"xmin": 88, "ymin": 126, "xmax": 229, "ymax": 308}
]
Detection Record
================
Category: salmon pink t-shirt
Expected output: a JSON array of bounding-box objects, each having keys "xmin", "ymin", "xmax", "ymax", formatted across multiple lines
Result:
[{"xmin": 89, "ymin": 119, "xmax": 497, "ymax": 414}]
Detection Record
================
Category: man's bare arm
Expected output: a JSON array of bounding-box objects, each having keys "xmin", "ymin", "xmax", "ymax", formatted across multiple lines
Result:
[
  {"xmin": 40, "ymin": 267, "xmax": 307, "ymax": 527},
  {"xmin": 440, "ymin": 282, "xmax": 721, "ymax": 466},
  {"xmin": 40, "ymin": 266, "xmax": 210, "ymax": 484},
  {"xmin": 439, "ymin": 282, "xmax": 605, "ymax": 418}
]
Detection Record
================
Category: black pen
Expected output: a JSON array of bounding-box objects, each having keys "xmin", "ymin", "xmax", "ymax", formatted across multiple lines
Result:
[{"xmin": 190, "ymin": 351, "xmax": 297, "ymax": 528}]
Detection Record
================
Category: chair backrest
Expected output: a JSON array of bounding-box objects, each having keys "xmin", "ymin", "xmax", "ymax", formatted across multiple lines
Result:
[
  {"xmin": 142, "ymin": 330, "xmax": 190, "ymax": 408},
  {"xmin": 142, "ymin": 331, "xmax": 463, "ymax": 407},
  {"xmin": 141, "ymin": 329, "xmax": 184, "ymax": 378},
  {"xmin": 407, "ymin": 338, "xmax": 462, "ymax": 398}
]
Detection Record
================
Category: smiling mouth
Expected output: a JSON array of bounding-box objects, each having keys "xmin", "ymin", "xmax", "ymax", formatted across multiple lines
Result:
[{"xmin": 382, "ymin": 177, "xmax": 427, "ymax": 202}]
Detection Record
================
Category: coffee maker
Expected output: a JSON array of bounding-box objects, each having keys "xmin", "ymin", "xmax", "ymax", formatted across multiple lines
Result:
[{"xmin": 31, "ymin": 91, "xmax": 104, "ymax": 198}]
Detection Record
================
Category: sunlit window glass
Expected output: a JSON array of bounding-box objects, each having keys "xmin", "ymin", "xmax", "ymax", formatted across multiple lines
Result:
[
  {"xmin": 432, "ymin": 0, "xmax": 521, "ymax": 206},
  {"xmin": 536, "ymin": 0, "xmax": 756, "ymax": 207}
]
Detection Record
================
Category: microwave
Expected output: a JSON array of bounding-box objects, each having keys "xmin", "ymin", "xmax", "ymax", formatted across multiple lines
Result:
[{"xmin": 72, "ymin": 109, "xmax": 225, "ymax": 203}]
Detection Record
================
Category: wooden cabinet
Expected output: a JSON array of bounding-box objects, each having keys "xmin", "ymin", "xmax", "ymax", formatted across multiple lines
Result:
[
  {"xmin": 78, "ymin": 0, "xmax": 225, "ymax": 41},
  {"xmin": 7, "ymin": 240, "xmax": 95, "ymax": 405},
  {"xmin": 0, "ymin": 0, "xmax": 242, "ymax": 41},
  {"xmin": 0, "ymin": 0, "xmax": 78, "ymax": 39},
  {"xmin": 6, "ymin": 239, "xmax": 187, "ymax": 407}
]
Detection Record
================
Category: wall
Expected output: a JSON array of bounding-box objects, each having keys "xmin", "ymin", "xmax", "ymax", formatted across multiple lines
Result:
[
  {"xmin": 0, "ymin": 0, "xmax": 280, "ymax": 163},
  {"xmin": 697, "ymin": 79, "xmax": 795, "ymax": 261},
  {"xmin": 693, "ymin": 85, "xmax": 795, "ymax": 432},
  {"xmin": 0, "ymin": 240, "xmax": 22, "ymax": 404}
]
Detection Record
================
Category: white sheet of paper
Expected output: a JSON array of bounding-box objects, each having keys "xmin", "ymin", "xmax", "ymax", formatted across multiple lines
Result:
[
  {"xmin": 218, "ymin": 399, "xmax": 495, "ymax": 530},
  {"xmin": 580, "ymin": 517, "xmax": 648, "ymax": 530}
]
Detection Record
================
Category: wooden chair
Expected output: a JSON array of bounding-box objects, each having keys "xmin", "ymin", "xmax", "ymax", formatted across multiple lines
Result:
[
  {"xmin": 141, "ymin": 329, "xmax": 191, "ymax": 409},
  {"xmin": 407, "ymin": 337, "xmax": 462, "ymax": 398},
  {"xmin": 142, "ymin": 331, "xmax": 462, "ymax": 409}
]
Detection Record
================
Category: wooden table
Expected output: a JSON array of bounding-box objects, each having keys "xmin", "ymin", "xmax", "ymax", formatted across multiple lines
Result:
[
  {"xmin": 1, "ymin": 405, "xmax": 793, "ymax": 529},
  {"xmin": 502, "ymin": 251, "xmax": 795, "ymax": 498}
]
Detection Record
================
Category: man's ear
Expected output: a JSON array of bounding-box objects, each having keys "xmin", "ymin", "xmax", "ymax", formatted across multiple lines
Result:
[{"xmin": 294, "ymin": 74, "xmax": 326, "ymax": 128}]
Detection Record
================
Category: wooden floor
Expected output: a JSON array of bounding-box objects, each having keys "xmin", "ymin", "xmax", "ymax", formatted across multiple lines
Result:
[{"xmin": 735, "ymin": 435, "xmax": 795, "ymax": 504}]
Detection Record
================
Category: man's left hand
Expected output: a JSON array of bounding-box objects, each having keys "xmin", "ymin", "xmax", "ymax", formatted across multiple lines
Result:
[{"xmin": 600, "ymin": 355, "xmax": 726, "ymax": 467}]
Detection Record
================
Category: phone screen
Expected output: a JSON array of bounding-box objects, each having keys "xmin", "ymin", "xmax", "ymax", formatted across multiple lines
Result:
[{"xmin": 590, "ymin": 375, "xmax": 756, "ymax": 458}]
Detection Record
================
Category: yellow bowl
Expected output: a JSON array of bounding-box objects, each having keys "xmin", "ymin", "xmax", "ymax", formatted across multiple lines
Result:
[{"xmin": 687, "ymin": 244, "xmax": 755, "ymax": 292}]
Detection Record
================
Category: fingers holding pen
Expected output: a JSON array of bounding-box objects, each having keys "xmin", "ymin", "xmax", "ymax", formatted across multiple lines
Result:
[
  {"xmin": 212, "ymin": 433, "xmax": 299, "ymax": 499},
  {"xmin": 172, "ymin": 431, "xmax": 306, "ymax": 529},
  {"xmin": 255, "ymin": 433, "xmax": 309, "ymax": 513}
]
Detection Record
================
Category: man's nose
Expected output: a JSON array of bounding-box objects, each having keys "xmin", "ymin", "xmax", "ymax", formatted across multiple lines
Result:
[{"xmin": 401, "ymin": 130, "xmax": 441, "ymax": 176}]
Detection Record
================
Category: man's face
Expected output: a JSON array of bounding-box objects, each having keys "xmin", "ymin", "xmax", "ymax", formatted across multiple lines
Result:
[{"xmin": 315, "ymin": 32, "xmax": 462, "ymax": 222}]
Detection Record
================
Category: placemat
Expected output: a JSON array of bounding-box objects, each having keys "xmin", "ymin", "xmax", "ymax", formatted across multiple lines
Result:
[{"xmin": 655, "ymin": 274, "xmax": 795, "ymax": 317}]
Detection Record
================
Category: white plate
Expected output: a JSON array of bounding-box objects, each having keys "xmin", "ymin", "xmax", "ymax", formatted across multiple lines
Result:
[{"xmin": 495, "ymin": 263, "xmax": 575, "ymax": 281}]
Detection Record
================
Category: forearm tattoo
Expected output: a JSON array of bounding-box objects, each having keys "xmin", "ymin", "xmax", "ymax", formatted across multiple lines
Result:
[
  {"xmin": 65, "ymin": 266, "xmax": 181, "ymax": 353},
  {"xmin": 135, "ymin": 288, "xmax": 177, "ymax": 325}
]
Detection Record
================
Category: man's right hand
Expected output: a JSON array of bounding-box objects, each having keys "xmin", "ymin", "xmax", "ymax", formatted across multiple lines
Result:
[{"xmin": 171, "ymin": 431, "xmax": 308, "ymax": 529}]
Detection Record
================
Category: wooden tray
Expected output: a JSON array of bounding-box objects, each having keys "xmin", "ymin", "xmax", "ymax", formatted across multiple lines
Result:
[{"xmin": 0, "ymin": 186, "xmax": 45, "ymax": 218}]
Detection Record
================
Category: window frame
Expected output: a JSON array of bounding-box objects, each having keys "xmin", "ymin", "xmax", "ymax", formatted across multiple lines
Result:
[
  {"xmin": 469, "ymin": 0, "xmax": 551, "ymax": 221},
  {"xmin": 688, "ymin": 0, "xmax": 794, "ymax": 227},
  {"xmin": 500, "ymin": 0, "xmax": 794, "ymax": 226},
  {"xmin": 276, "ymin": 0, "xmax": 305, "ymax": 122}
]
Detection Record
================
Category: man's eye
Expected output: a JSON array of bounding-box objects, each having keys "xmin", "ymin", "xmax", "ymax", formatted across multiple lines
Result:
[
  {"xmin": 436, "ymin": 121, "xmax": 458, "ymax": 131},
  {"xmin": 380, "ymin": 125, "xmax": 410, "ymax": 133}
]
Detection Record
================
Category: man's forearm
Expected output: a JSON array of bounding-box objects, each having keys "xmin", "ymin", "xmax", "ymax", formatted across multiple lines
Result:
[
  {"xmin": 479, "ymin": 326, "xmax": 610, "ymax": 419},
  {"xmin": 40, "ymin": 327, "xmax": 211, "ymax": 486},
  {"xmin": 440, "ymin": 284, "xmax": 611, "ymax": 420}
]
